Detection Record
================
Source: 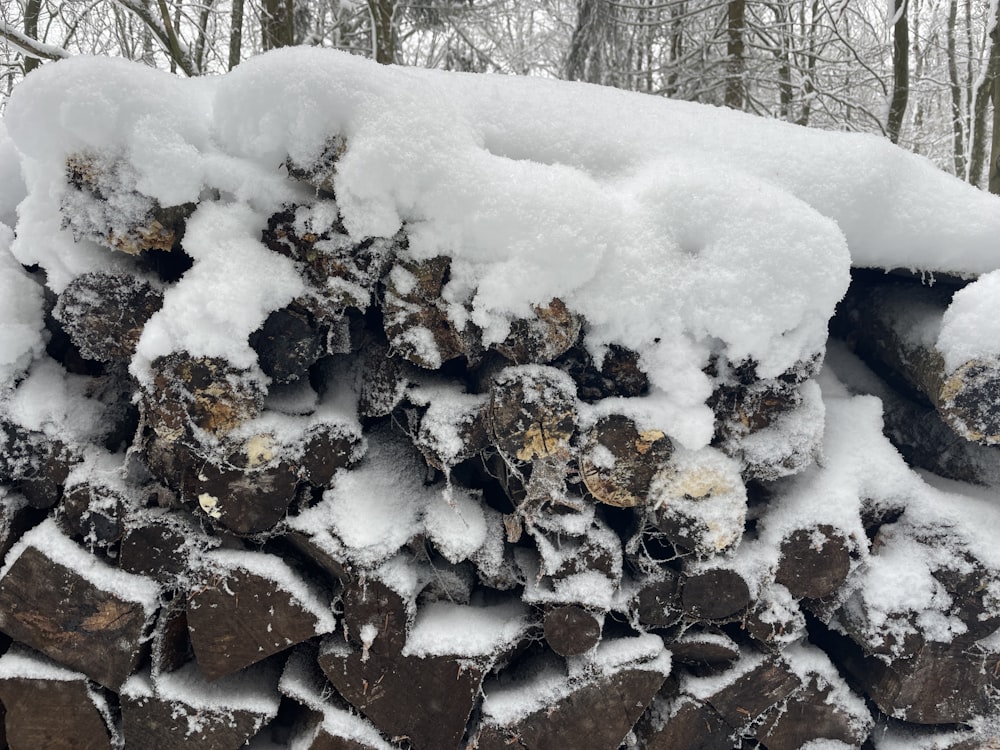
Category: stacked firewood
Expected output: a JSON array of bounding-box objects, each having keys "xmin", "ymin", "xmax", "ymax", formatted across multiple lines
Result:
[{"xmin": 0, "ymin": 147, "xmax": 998, "ymax": 750}]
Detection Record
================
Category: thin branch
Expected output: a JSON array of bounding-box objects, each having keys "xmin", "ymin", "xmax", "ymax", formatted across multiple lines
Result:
[{"xmin": 0, "ymin": 19, "xmax": 71, "ymax": 61}]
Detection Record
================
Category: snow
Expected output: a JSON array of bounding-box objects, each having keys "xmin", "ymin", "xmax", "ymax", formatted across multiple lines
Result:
[
  {"xmin": 402, "ymin": 599, "xmax": 531, "ymax": 658},
  {"xmin": 3, "ymin": 50, "xmax": 998, "ymax": 449},
  {"xmin": 121, "ymin": 661, "xmax": 281, "ymax": 715},
  {"xmin": 937, "ymin": 269, "xmax": 1000, "ymax": 372},
  {"xmin": 0, "ymin": 231, "xmax": 45, "ymax": 389},
  {"xmin": 0, "ymin": 644, "xmax": 88, "ymax": 682},
  {"xmin": 0, "ymin": 517, "xmax": 161, "ymax": 616}
]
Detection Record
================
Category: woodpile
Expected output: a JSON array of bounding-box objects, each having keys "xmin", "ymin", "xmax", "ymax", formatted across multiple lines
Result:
[{"xmin": 0, "ymin": 141, "xmax": 998, "ymax": 750}]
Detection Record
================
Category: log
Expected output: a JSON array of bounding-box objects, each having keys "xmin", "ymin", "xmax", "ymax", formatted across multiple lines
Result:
[
  {"xmin": 249, "ymin": 301, "xmax": 327, "ymax": 384},
  {"xmin": 0, "ymin": 420, "xmax": 77, "ymax": 509},
  {"xmin": 319, "ymin": 600, "xmax": 531, "ymax": 750},
  {"xmin": 553, "ymin": 343, "xmax": 649, "ymax": 402},
  {"xmin": 285, "ymin": 137, "xmax": 346, "ymax": 197},
  {"xmin": 773, "ymin": 524, "xmax": 853, "ymax": 601},
  {"xmin": 645, "ymin": 447, "xmax": 747, "ymax": 557},
  {"xmin": 487, "ymin": 365, "xmax": 577, "ymax": 463},
  {"xmin": 382, "ymin": 255, "xmax": 470, "ymax": 369},
  {"xmin": 680, "ymin": 567, "xmax": 751, "ymax": 623},
  {"xmin": 186, "ymin": 549, "xmax": 337, "ymax": 680},
  {"xmin": 0, "ymin": 488, "xmax": 39, "ymax": 563},
  {"xmin": 407, "ymin": 385, "xmax": 489, "ymax": 473},
  {"xmin": 635, "ymin": 695, "xmax": 733, "ymax": 750},
  {"xmin": 543, "ymin": 605, "xmax": 603, "ymax": 656},
  {"xmin": 63, "ymin": 153, "xmax": 194, "ymax": 256},
  {"xmin": 355, "ymin": 338, "xmax": 412, "ymax": 419},
  {"xmin": 493, "ymin": 298, "xmax": 582, "ymax": 365},
  {"xmin": 340, "ymin": 576, "xmax": 411, "ymax": 657},
  {"xmin": 120, "ymin": 662, "xmax": 280, "ymax": 750},
  {"xmin": 0, "ymin": 647, "xmax": 118, "ymax": 750},
  {"xmin": 52, "ymin": 272, "xmax": 163, "ymax": 364},
  {"xmin": 143, "ymin": 353, "xmax": 266, "ymax": 440},
  {"xmin": 473, "ymin": 636, "xmax": 670, "ymax": 750},
  {"xmin": 56, "ymin": 472, "xmax": 130, "ymax": 558},
  {"xmin": 667, "ymin": 629, "xmax": 740, "ymax": 667},
  {"xmin": 0, "ymin": 518, "xmax": 160, "ymax": 690},
  {"xmin": 119, "ymin": 508, "xmax": 216, "ymax": 586},
  {"xmin": 150, "ymin": 597, "xmax": 194, "ymax": 674},
  {"xmin": 836, "ymin": 277, "xmax": 1000, "ymax": 445},
  {"xmin": 579, "ymin": 414, "xmax": 673, "ymax": 508},
  {"xmin": 631, "ymin": 572, "xmax": 684, "ymax": 628},
  {"xmin": 280, "ymin": 646, "xmax": 393, "ymax": 750}
]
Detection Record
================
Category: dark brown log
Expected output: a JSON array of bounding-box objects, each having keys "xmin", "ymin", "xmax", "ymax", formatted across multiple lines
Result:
[
  {"xmin": 753, "ymin": 675, "xmax": 872, "ymax": 750},
  {"xmin": 553, "ymin": 343, "xmax": 649, "ymax": 402},
  {"xmin": 0, "ymin": 648, "xmax": 117, "ymax": 750},
  {"xmin": 355, "ymin": 338, "xmax": 412, "ymax": 419},
  {"xmin": 382, "ymin": 255, "xmax": 470, "ymax": 369},
  {"xmin": 837, "ymin": 279, "xmax": 1000, "ymax": 445},
  {"xmin": 408, "ymin": 388, "xmax": 489, "ymax": 473},
  {"xmin": 703, "ymin": 655, "xmax": 801, "ymax": 728},
  {"xmin": 543, "ymin": 605, "xmax": 602, "ymax": 656},
  {"xmin": 318, "ymin": 635, "xmax": 488, "ymax": 750},
  {"xmin": 493, "ymin": 298, "xmax": 582, "ymax": 365},
  {"xmin": 474, "ymin": 655, "xmax": 669, "ymax": 750},
  {"xmin": 0, "ymin": 420, "xmax": 77, "ymax": 509},
  {"xmin": 487, "ymin": 365, "xmax": 577, "ymax": 463},
  {"xmin": 119, "ymin": 509, "xmax": 215, "ymax": 586},
  {"xmin": 53, "ymin": 272, "xmax": 163, "ymax": 363},
  {"xmin": 681, "ymin": 568, "xmax": 751, "ymax": 623},
  {"xmin": 250, "ymin": 301, "xmax": 327, "ymax": 384},
  {"xmin": 120, "ymin": 662, "xmax": 280, "ymax": 749},
  {"xmin": 56, "ymin": 476, "xmax": 129, "ymax": 558},
  {"xmin": 143, "ymin": 354, "xmax": 265, "ymax": 440},
  {"xmin": 186, "ymin": 551, "xmax": 336, "ymax": 680},
  {"xmin": 740, "ymin": 586, "xmax": 806, "ymax": 652},
  {"xmin": 580, "ymin": 414, "xmax": 672, "ymax": 508},
  {"xmin": 63, "ymin": 154, "xmax": 194, "ymax": 256},
  {"xmin": 340, "ymin": 576, "xmax": 410, "ymax": 657},
  {"xmin": 280, "ymin": 644, "xmax": 393, "ymax": 750},
  {"xmin": 774, "ymin": 524, "xmax": 853, "ymax": 601},
  {"xmin": 635, "ymin": 695, "xmax": 733, "ymax": 750},
  {"xmin": 632, "ymin": 573, "xmax": 684, "ymax": 628},
  {"xmin": 150, "ymin": 597, "xmax": 194, "ymax": 674},
  {"xmin": 296, "ymin": 421, "xmax": 364, "ymax": 488},
  {"xmin": 0, "ymin": 489, "xmax": 39, "ymax": 563},
  {"xmin": 285, "ymin": 137, "xmax": 346, "ymax": 196},
  {"xmin": 668, "ymin": 630, "xmax": 740, "ymax": 666},
  {"xmin": 0, "ymin": 519, "xmax": 159, "ymax": 690}
]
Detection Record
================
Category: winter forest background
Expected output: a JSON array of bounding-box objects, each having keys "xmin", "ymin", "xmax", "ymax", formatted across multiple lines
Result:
[{"xmin": 2, "ymin": 0, "xmax": 1000, "ymax": 192}]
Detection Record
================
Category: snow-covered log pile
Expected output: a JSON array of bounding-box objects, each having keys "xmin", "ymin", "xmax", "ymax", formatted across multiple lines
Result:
[{"xmin": 1, "ymin": 50, "xmax": 1000, "ymax": 750}]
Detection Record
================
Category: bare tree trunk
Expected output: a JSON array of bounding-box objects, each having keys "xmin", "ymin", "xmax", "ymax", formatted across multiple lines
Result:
[
  {"xmin": 193, "ymin": 0, "xmax": 216, "ymax": 72},
  {"xmin": 971, "ymin": 4, "xmax": 1000, "ymax": 187},
  {"xmin": 947, "ymin": 0, "xmax": 966, "ymax": 175},
  {"xmin": 368, "ymin": 0, "xmax": 396, "ymax": 64},
  {"xmin": 886, "ymin": 0, "xmax": 909, "ymax": 143},
  {"xmin": 23, "ymin": 0, "xmax": 42, "ymax": 74},
  {"xmin": 725, "ymin": 0, "xmax": 746, "ymax": 108},
  {"xmin": 566, "ymin": 0, "xmax": 607, "ymax": 84},
  {"xmin": 263, "ymin": 0, "xmax": 295, "ymax": 51},
  {"xmin": 229, "ymin": 0, "xmax": 244, "ymax": 69}
]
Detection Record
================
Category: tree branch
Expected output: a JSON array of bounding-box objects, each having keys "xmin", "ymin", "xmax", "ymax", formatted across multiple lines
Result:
[{"xmin": 0, "ymin": 20, "xmax": 72, "ymax": 63}]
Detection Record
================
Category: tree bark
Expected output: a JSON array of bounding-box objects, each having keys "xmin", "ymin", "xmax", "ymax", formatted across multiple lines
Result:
[
  {"xmin": 228, "ymin": 0, "xmax": 244, "ymax": 69},
  {"xmin": 886, "ymin": 0, "xmax": 909, "ymax": 143},
  {"xmin": 725, "ymin": 0, "xmax": 746, "ymax": 109}
]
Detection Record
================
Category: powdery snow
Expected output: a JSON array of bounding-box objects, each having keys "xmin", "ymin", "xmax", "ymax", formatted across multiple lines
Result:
[
  {"xmin": 402, "ymin": 600, "xmax": 531, "ymax": 658},
  {"xmin": 5, "ymin": 49, "xmax": 999, "ymax": 448}
]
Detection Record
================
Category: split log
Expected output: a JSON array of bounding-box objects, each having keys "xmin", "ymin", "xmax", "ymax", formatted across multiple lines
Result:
[
  {"xmin": 680, "ymin": 567, "xmax": 751, "ymax": 623},
  {"xmin": 143, "ymin": 353, "xmax": 266, "ymax": 440},
  {"xmin": 119, "ymin": 509, "xmax": 217, "ymax": 586},
  {"xmin": 186, "ymin": 549, "xmax": 337, "ymax": 680},
  {"xmin": 635, "ymin": 695, "xmax": 733, "ymax": 750},
  {"xmin": 543, "ymin": 605, "xmax": 603, "ymax": 656},
  {"xmin": 740, "ymin": 584, "xmax": 806, "ymax": 653},
  {"xmin": 285, "ymin": 137, "xmax": 346, "ymax": 196},
  {"xmin": 0, "ymin": 647, "xmax": 118, "ymax": 750},
  {"xmin": 406, "ymin": 385, "xmax": 489, "ymax": 473},
  {"xmin": 826, "ymin": 625, "xmax": 1000, "ymax": 725},
  {"xmin": 53, "ymin": 272, "xmax": 163, "ymax": 364},
  {"xmin": 150, "ymin": 597, "xmax": 194, "ymax": 674},
  {"xmin": 0, "ymin": 420, "xmax": 78, "ymax": 509},
  {"xmin": 340, "ymin": 576, "xmax": 411, "ymax": 657},
  {"xmin": 320, "ymin": 600, "xmax": 531, "ymax": 750},
  {"xmin": 280, "ymin": 646, "xmax": 393, "ymax": 750},
  {"xmin": 0, "ymin": 518, "xmax": 160, "ymax": 690},
  {"xmin": 355, "ymin": 338, "xmax": 412, "ymax": 419},
  {"xmin": 120, "ymin": 662, "xmax": 280, "ymax": 749},
  {"xmin": 473, "ymin": 636, "xmax": 670, "ymax": 750},
  {"xmin": 63, "ymin": 153, "xmax": 194, "ymax": 256},
  {"xmin": 493, "ymin": 298, "xmax": 582, "ymax": 365},
  {"xmin": 836, "ymin": 278, "xmax": 1000, "ymax": 445},
  {"xmin": 382, "ymin": 255, "xmax": 471, "ymax": 369},
  {"xmin": 56, "ymin": 469, "xmax": 132, "ymax": 558},
  {"xmin": 487, "ymin": 365, "xmax": 577, "ymax": 463},
  {"xmin": 773, "ymin": 524, "xmax": 853, "ymax": 601},
  {"xmin": 631, "ymin": 572, "xmax": 684, "ymax": 628},
  {"xmin": 579, "ymin": 414, "xmax": 673, "ymax": 508},
  {"xmin": 0, "ymin": 488, "xmax": 39, "ymax": 562}
]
